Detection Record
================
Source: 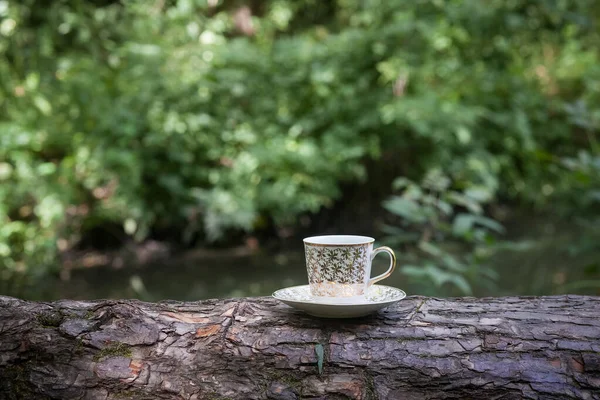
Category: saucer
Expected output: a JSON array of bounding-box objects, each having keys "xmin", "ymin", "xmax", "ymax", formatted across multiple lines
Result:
[{"xmin": 272, "ymin": 284, "xmax": 406, "ymax": 318}]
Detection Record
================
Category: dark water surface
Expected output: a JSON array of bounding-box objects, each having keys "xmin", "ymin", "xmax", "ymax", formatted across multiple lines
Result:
[{"xmin": 7, "ymin": 216, "xmax": 600, "ymax": 301}]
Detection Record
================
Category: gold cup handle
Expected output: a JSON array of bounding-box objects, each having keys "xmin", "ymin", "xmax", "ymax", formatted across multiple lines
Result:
[{"xmin": 368, "ymin": 246, "xmax": 396, "ymax": 286}]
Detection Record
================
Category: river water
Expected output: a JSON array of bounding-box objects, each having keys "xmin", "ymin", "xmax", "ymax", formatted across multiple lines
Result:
[
  {"xmin": 7, "ymin": 223, "xmax": 600, "ymax": 301},
  {"xmin": 9, "ymin": 214, "xmax": 598, "ymax": 302}
]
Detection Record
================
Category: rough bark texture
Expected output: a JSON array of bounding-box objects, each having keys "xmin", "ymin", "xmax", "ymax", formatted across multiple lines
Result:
[{"xmin": 1, "ymin": 295, "xmax": 599, "ymax": 400}]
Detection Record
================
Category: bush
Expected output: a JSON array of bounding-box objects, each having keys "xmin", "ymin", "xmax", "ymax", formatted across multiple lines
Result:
[
  {"xmin": 0, "ymin": 0, "xmax": 598, "ymax": 281},
  {"xmin": 382, "ymin": 170, "xmax": 503, "ymax": 296}
]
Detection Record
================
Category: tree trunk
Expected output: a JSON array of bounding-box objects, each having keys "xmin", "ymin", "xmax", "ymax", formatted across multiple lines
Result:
[{"xmin": 0, "ymin": 295, "xmax": 599, "ymax": 400}]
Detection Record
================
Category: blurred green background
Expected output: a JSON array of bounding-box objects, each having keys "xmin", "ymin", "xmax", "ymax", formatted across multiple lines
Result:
[{"xmin": 1, "ymin": 0, "xmax": 599, "ymax": 301}]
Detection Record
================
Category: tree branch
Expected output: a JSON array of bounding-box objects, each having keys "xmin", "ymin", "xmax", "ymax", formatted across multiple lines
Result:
[{"xmin": 1, "ymin": 295, "xmax": 599, "ymax": 399}]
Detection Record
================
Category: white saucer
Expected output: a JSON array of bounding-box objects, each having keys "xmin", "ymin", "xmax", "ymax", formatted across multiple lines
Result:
[{"xmin": 272, "ymin": 284, "xmax": 406, "ymax": 318}]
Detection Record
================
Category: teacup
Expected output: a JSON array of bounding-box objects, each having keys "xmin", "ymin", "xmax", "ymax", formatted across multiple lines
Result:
[{"xmin": 303, "ymin": 235, "xmax": 396, "ymax": 303}]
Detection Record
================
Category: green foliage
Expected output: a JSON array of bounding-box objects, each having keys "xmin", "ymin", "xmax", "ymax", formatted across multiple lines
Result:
[
  {"xmin": 314, "ymin": 343, "xmax": 324, "ymax": 375},
  {"xmin": 0, "ymin": 0, "xmax": 599, "ymax": 286},
  {"xmin": 561, "ymin": 150, "xmax": 600, "ymax": 255},
  {"xmin": 383, "ymin": 170, "xmax": 503, "ymax": 296}
]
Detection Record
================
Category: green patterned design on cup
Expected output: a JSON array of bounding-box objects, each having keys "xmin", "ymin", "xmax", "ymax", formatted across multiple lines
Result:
[{"xmin": 305, "ymin": 243, "xmax": 371, "ymax": 297}]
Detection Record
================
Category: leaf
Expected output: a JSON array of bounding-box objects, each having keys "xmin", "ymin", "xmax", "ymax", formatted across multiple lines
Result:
[
  {"xmin": 124, "ymin": 218, "xmax": 137, "ymax": 235},
  {"xmin": 25, "ymin": 73, "xmax": 40, "ymax": 90},
  {"xmin": 33, "ymin": 95, "xmax": 52, "ymax": 116},
  {"xmin": 440, "ymin": 252, "xmax": 468, "ymax": 273},
  {"xmin": 446, "ymin": 192, "xmax": 482, "ymax": 214},
  {"xmin": 465, "ymin": 186, "xmax": 493, "ymax": 203},
  {"xmin": 0, "ymin": 162, "xmax": 13, "ymax": 180},
  {"xmin": 515, "ymin": 109, "xmax": 534, "ymax": 150},
  {"xmin": 315, "ymin": 344, "xmax": 324, "ymax": 375},
  {"xmin": 423, "ymin": 264, "xmax": 448, "ymax": 287},
  {"xmin": 391, "ymin": 177, "xmax": 411, "ymax": 191},
  {"xmin": 449, "ymin": 274, "xmax": 473, "ymax": 295},
  {"xmin": 481, "ymin": 267, "xmax": 499, "ymax": 280},
  {"xmin": 418, "ymin": 241, "xmax": 443, "ymax": 257},
  {"xmin": 453, "ymin": 213, "xmax": 504, "ymax": 236},
  {"xmin": 453, "ymin": 214, "xmax": 474, "ymax": 236},
  {"xmin": 383, "ymin": 197, "xmax": 427, "ymax": 223},
  {"xmin": 435, "ymin": 199, "xmax": 453, "ymax": 215},
  {"xmin": 422, "ymin": 169, "xmax": 450, "ymax": 192},
  {"xmin": 588, "ymin": 190, "xmax": 600, "ymax": 203},
  {"xmin": 471, "ymin": 215, "xmax": 504, "ymax": 234},
  {"xmin": 405, "ymin": 263, "xmax": 474, "ymax": 295},
  {"xmin": 37, "ymin": 162, "xmax": 56, "ymax": 176}
]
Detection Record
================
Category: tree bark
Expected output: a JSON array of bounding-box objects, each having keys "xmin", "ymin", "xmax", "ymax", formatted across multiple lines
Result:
[{"xmin": 0, "ymin": 295, "xmax": 599, "ymax": 400}]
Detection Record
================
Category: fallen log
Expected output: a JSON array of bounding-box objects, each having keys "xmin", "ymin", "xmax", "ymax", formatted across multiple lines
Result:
[{"xmin": 0, "ymin": 295, "xmax": 599, "ymax": 400}]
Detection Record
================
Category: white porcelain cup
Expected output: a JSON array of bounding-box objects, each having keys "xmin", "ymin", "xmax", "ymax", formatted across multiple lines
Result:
[{"xmin": 303, "ymin": 235, "xmax": 396, "ymax": 303}]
